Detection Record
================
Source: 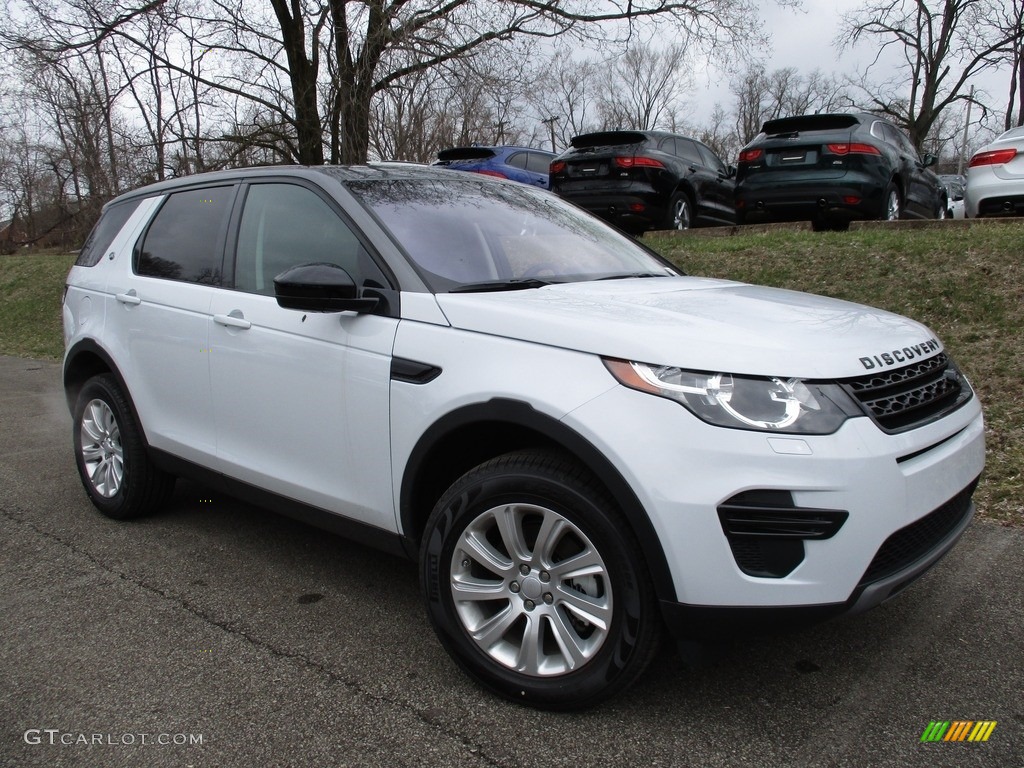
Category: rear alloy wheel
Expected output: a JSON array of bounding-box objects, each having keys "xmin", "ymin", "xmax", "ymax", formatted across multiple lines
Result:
[
  {"xmin": 666, "ymin": 191, "xmax": 693, "ymax": 230},
  {"xmin": 883, "ymin": 182, "xmax": 902, "ymax": 221},
  {"xmin": 73, "ymin": 374, "xmax": 174, "ymax": 519},
  {"xmin": 420, "ymin": 451, "xmax": 660, "ymax": 709}
]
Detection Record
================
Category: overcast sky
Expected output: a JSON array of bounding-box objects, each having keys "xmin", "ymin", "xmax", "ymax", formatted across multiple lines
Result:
[{"xmin": 688, "ymin": 0, "xmax": 1010, "ymax": 135}]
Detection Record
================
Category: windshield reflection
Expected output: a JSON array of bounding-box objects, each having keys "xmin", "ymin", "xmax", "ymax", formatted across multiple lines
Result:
[{"xmin": 347, "ymin": 178, "xmax": 677, "ymax": 292}]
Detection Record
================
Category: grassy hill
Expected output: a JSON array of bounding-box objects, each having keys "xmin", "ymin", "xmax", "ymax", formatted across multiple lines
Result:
[{"xmin": 2, "ymin": 220, "xmax": 1020, "ymax": 525}]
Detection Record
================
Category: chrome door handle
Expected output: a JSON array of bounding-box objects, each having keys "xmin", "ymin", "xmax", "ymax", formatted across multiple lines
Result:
[
  {"xmin": 115, "ymin": 290, "xmax": 141, "ymax": 306},
  {"xmin": 214, "ymin": 311, "xmax": 251, "ymax": 330}
]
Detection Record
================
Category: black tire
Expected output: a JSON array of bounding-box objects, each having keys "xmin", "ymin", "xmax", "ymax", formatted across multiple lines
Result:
[
  {"xmin": 72, "ymin": 373, "xmax": 174, "ymax": 520},
  {"xmin": 665, "ymin": 191, "xmax": 694, "ymax": 230},
  {"xmin": 882, "ymin": 182, "xmax": 902, "ymax": 221},
  {"xmin": 420, "ymin": 450, "xmax": 660, "ymax": 710}
]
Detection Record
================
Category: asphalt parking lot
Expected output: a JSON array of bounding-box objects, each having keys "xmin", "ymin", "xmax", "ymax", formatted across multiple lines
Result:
[{"xmin": 1, "ymin": 354, "xmax": 1021, "ymax": 768}]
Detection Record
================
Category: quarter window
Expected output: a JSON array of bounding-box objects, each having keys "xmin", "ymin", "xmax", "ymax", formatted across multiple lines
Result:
[
  {"xmin": 135, "ymin": 186, "xmax": 232, "ymax": 284},
  {"xmin": 77, "ymin": 198, "xmax": 143, "ymax": 267}
]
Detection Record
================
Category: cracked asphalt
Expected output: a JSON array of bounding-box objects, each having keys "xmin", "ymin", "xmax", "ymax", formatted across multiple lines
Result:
[{"xmin": 1, "ymin": 354, "xmax": 1022, "ymax": 768}]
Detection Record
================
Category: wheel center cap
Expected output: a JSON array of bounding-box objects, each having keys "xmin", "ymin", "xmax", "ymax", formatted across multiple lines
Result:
[{"xmin": 521, "ymin": 576, "xmax": 543, "ymax": 600}]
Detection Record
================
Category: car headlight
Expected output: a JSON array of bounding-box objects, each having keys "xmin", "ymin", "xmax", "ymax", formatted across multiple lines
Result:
[{"xmin": 604, "ymin": 359, "xmax": 860, "ymax": 434}]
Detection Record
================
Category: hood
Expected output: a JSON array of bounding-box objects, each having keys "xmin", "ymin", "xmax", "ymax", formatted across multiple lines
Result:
[{"xmin": 434, "ymin": 277, "xmax": 941, "ymax": 379}]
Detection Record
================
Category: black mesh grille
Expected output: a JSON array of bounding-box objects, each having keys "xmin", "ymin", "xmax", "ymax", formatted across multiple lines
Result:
[
  {"xmin": 841, "ymin": 353, "xmax": 973, "ymax": 433},
  {"xmin": 860, "ymin": 478, "xmax": 978, "ymax": 584}
]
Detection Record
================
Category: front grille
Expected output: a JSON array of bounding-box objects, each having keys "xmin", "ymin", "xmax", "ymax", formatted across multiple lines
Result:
[
  {"xmin": 841, "ymin": 353, "xmax": 973, "ymax": 433},
  {"xmin": 859, "ymin": 478, "xmax": 978, "ymax": 585}
]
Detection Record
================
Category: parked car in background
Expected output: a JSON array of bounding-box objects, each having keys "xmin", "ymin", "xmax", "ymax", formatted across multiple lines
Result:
[
  {"xmin": 965, "ymin": 126, "xmax": 1024, "ymax": 218},
  {"xmin": 548, "ymin": 130, "xmax": 736, "ymax": 233},
  {"xmin": 939, "ymin": 174, "xmax": 966, "ymax": 220},
  {"xmin": 735, "ymin": 113, "xmax": 946, "ymax": 227},
  {"xmin": 433, "ymin": 145, "xmax": 556, "ymax": 188}
]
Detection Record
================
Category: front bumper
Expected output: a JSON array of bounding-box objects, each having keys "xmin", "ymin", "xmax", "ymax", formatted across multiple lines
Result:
[{"xmin": 563, "ymin": 383, "xmax": 985, "ymax": 635}]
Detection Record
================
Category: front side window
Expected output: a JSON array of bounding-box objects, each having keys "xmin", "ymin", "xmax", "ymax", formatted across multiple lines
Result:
[
  {"xmin": 234, "ymin": 182, "xmax": 388, "ymax": 296},
  {"xmin": 135, "ymin": 186, "xmax": 232, "ymax": 284}
]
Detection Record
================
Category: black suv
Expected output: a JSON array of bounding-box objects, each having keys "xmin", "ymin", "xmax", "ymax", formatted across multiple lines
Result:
[
  {"xmin": 548, "ymin": 130, "xmax": 736, "ymax": 233},
  {"xmin": 735, "ymin": 113, "xmax": 945, "ymax": 227}
]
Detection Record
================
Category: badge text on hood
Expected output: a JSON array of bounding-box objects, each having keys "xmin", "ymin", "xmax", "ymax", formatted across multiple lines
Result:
[{"xmin": 860, "ymin": 338, "xmax": 940, "ymax": 370}]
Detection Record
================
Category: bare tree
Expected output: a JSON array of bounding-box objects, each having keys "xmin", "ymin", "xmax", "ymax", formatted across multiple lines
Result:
[
  {"xmin": 837, "ymin": 0, "xmax": 1020, "ymax": 150},
  {"xmin": 597, "ymin": 41, "xmax": 690, "ymax": 131}
]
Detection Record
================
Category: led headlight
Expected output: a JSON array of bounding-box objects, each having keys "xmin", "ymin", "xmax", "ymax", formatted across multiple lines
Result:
[{"xmin": 604, "ymin": 359, "xmax": 859, "ymax": 434}]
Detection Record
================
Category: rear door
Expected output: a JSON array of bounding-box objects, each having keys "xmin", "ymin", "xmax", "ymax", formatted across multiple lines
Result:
[
  {"xmin": 106, "ymin": 184, "xmax": 236, "ymax": 465},
  {"xmin": 208, "ymin": 179, "xmax": 400, "ymax": 529}
]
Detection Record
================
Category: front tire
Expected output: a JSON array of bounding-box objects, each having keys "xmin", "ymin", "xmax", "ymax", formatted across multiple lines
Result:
[
  {"xmin": 73, "ymin": 374, "xmax": 174, "ymax": 519},
  {"xmin": 420, "ymin": 451, "xmax": 660, "ymax": 709}
]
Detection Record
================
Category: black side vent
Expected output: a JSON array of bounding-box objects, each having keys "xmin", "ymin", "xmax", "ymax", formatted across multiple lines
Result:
[
  {"xmin": 841, "ymin": 353, "xmax": 973, "ymax": 433},
  {"xmin": 718, "ymin": 491, "xmax": 849, "ymax": 578},
  {"xmin": 859, "ymin": 478, "xmax": 978, "ymax": 585}
]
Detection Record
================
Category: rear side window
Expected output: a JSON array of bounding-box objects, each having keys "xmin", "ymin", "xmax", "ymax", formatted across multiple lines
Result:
[
  {"xmin": 75, "ymin": 199, "xmax": 143, "ymax": 267},
  {"xmin": 526, "ymin": 152, "xmax": 554, "ymax": 174},
  {"xmin": 675, "ymin": 138, "xmax": 703, "ymax": 165},
  {"xmin": 135, "ymin": 186, "xmax": 233, "ymax": 284}
]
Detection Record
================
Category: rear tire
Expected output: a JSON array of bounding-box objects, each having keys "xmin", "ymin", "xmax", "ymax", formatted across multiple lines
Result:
[
  {"xmin": 882, "ymin": 182, "xmax": 902, "ymax": 221},
  {"xmin": 73, "ymin": 374, "xmax": 175, "ymax": 520},
  {"xmin": 420, "ymin": 450, "xmax": 660, "ymax": 710},
  {"xmin": 665, "ymin": 191, "xmax": 693, "ymax": 230}
]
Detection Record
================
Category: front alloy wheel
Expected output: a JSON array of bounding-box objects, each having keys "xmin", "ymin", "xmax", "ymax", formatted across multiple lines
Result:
[{"xmin": 420, "ymin": 451, "xmax": 659, "ymax": 709}]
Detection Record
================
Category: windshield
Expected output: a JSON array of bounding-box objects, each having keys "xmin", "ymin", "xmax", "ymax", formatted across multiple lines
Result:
[{"xmin": 347, "ymin": 177, "xmax": 678, "ymax": 292}]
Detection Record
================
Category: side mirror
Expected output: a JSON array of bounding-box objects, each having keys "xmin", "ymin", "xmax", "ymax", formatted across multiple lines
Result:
[
  {"xmin": 273, "ymin": 263, "xmax": 378, "ymax": 313},
  {"xmin": 725, "ymin": 164, "xmax": 737, "ymax": 179},
  {"xmin": 922, "ymin": 153, "xmax": 938, "ymax": 168}
]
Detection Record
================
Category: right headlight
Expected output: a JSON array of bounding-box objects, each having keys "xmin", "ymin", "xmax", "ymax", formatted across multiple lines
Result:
[{"xmin": 603, "ymin": 358, "xmax": 861, "ymax": 435}]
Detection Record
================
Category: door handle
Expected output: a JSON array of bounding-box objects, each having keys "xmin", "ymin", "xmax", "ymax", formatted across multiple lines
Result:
[
  {"xmin": 214, "ymin": 310, "xmax": 251, "ymax": 330},
  {"xmin": 115, "ymin": 290, "xmax": 141, "ymax": 306}
]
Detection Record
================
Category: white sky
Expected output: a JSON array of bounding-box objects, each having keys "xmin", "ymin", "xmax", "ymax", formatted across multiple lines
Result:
[{"xmin": 688, "ymin": 0, "xmax": 1012, "ymax": 141}]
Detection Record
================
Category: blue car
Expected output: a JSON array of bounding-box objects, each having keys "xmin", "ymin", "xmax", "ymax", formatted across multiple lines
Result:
[{"xmin": 434, "ymin": 146, "xmax": 556, "ymax": 188}]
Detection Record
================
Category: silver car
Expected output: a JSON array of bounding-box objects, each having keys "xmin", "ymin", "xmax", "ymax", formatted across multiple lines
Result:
[{"xmin": 965, "ymin": 126, "xmax": 1024, "ymax": 218}]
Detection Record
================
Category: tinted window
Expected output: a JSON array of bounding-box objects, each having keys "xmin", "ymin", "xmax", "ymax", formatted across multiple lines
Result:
[
  {"xmin": 506, "ymin": 152, "xmax": 528, "ymax": 170},
  {"xmin": 526, "ymin": 152, "xmax": 553, "ymax": 174},
  {"xmin": 136, "ymin": 186, "xmax": 231, "ymax": 284},
  {"xmin": 76, "ymin": 199, "xmax": 143, "ymax": 267},
  {"xmin": 234, "ymin": 183, "xmax": 387, "ymax": 296},
  {"xmin": 675, "ymin": 138, "xmax": 703, "ymax": 164},
  {"xmin": 697, "ymin": 144, "xmax": 726, "ymax": 174}
]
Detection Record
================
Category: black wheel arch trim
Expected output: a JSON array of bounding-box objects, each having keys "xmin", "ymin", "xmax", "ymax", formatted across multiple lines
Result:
[
  {"xmin": 64, "ymin": 339, "xmax": 143, "ymax": 432},
  {"xmin": 399, "ymin": 397, "xmax": 678, "ymax": 603}
]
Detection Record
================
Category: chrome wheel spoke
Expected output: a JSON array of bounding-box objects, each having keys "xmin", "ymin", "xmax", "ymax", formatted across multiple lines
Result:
[
  {"xmin": 549, "ymin": 547, "xmax": 605, "ymax": 582},
  {"xmin": 493, "ymin": 505, "xmax": 532, "ymax": 562},
  {"xmin": 515, "ymin": 615, "xmax": 543, "ymax": 672},
  {"xmin": 471, "ymin": 603, "xmax": 520, "ymax": 649},
  {"xmin": 549, "ymin": 610, "xmax": 589, "ymax": 669},
  {"xmin": 451, "ymin": 576, "xmax": 507, "ymax": 601},
  {"xmin": 557, "ymin": 584, "xmax": 611, "ymax": 630},
  {"xmin": 461, "ymin": 529, "xmax": 514, "ymax": 578}
]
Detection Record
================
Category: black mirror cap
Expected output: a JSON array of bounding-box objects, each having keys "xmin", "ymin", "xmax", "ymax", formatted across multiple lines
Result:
[
  {"xmin": 273, "ymin": 263, "xmax": 379, "ymax": 313},
  {"xmin": 923, "ymin": 153, "xmax": 938, "ymax": 167}
]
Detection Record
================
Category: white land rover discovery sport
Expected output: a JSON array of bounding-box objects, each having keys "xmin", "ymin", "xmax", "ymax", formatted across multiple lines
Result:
[{"xmin": 63, "ymin": 165, "xmax": 985, "ymax": 709}]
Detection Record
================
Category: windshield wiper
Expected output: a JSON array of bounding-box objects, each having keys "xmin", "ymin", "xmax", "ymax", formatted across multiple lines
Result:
[
  {"xmin": 594, "ymin": 272, "xmax": 668, "ymax": 281},
  {"xmin": 449, "ymin": 278, "xmax": 555, "ymax": 293}
]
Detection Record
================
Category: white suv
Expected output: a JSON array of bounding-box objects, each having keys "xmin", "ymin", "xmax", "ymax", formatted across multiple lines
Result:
[{"xmin": 63, "ymin": 165, "xmax": 985, "ymax": 709}]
